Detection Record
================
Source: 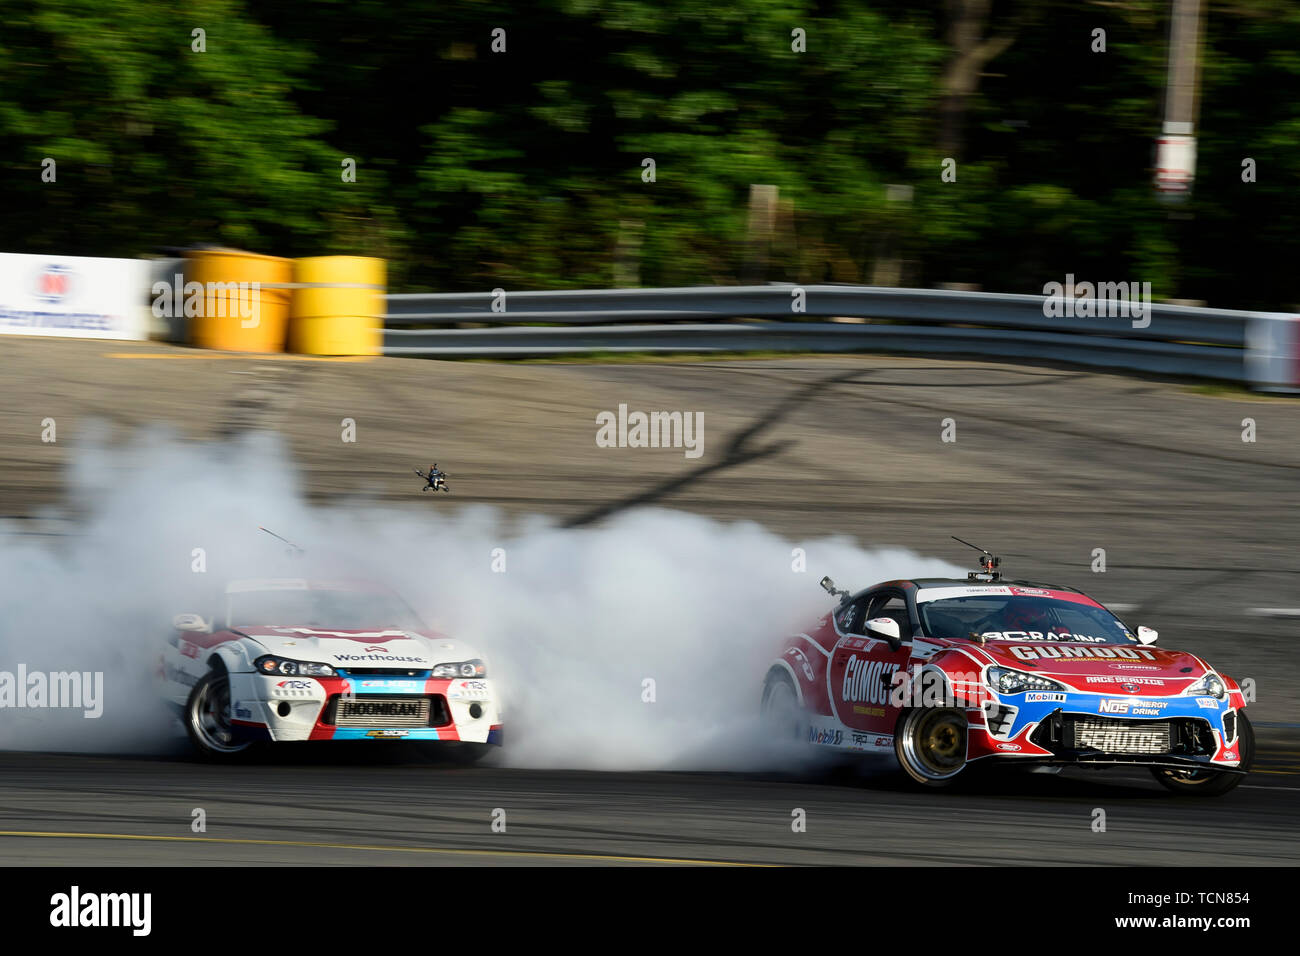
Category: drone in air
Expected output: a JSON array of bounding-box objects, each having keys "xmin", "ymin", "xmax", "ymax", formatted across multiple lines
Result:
[{"xmin": 414, "ymin": 464, "xmax": 450, "ymax": 493}]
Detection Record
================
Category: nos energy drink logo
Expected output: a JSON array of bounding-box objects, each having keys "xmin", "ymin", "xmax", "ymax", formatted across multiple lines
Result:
[{"xmin": 35, "ymin": 264, "xmax": 73, "ymax": 304}]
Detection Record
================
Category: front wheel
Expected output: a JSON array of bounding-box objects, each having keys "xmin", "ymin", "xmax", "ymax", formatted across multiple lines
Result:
[
  {"xmin": 895, "ymin": 707, "xmax": 969, "ymax": 787},
  {"xmin": 184, "ymin": 670, "xmax": 255, "ymax": 761},
  {"xmin": 1151, "ymin": 711, "xmax": 1254, "ymax": 796}
]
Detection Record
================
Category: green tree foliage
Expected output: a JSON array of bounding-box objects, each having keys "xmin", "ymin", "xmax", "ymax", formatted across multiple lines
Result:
[
  {"xmin": 0, "ymin": 0, "xmax": 1295, "ymax": 307},
  {"xmin": 0, "ymin": 0, "xmax": 363, "ymax": 257}
]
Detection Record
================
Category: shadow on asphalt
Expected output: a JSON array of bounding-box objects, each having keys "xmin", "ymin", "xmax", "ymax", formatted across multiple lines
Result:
[{"xmin": 740, "ymin": 756, "xmax": 1198, "ymax": 802}]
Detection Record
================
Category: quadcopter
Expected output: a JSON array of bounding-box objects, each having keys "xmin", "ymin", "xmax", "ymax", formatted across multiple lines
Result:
[{"xmin": 414, "ymin": 464, "xmax": 450, "ymax": 493}]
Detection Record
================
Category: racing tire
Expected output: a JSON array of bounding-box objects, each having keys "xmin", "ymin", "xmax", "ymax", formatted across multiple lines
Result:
[
  {"xmin": 184, "ymin": 669, "xmax": 258, "ymax": 762},
  {"xmin": 1150, "ymin": 711, "xmax": 1254, "ymax": 797},
  {"xmin": 895, "ymin": 707, "xmax": 969, "ymax": 788},
  {"xmin": 760, "ymin": 669, "xmax": 805, "ymax": 745}
]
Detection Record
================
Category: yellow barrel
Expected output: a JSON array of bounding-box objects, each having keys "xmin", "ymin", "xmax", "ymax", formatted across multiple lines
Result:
[
  {"xmin": 187, "ymin": 248, "xmax": 292, "ymax": 352},
  {"xmin": 288, "ymin": 256, "xmax": 385, "ymax": 356}
]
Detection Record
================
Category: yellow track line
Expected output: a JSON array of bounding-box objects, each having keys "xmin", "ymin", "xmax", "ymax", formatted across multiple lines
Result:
[
  {"xmin": 0, "ymin": 830, "xmax": 768, "ymax": 866},
  {"xmin": 103, "ymin": 352, "xmax": 375, "ymax": 362}
]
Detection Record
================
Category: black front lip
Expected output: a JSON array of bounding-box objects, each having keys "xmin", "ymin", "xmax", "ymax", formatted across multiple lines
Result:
[{"xmin": 988, "ymin": 751, "xmax": 1247, "ymax": 775}]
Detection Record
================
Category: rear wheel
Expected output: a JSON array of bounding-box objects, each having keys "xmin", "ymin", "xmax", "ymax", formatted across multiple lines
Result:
[
  {"xmin": 760, "ymin": 669, "xmax": 804, "ymax": 744},
  {"xmin": 1151, "ymin": 711, "xmax": 1253, "ymax": 796},
  {"xmin": 895, "ymin": 707, "xmax": 968, "ymax": 787},
  {"xmin": 185, "ymin": 669, "xmax": 255, "ymax": 761}
]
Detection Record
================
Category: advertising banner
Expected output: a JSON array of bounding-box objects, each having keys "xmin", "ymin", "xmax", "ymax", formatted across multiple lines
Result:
[{"xmin": 0, "ymin": 252, "xmax": 149, "ymax": 340}]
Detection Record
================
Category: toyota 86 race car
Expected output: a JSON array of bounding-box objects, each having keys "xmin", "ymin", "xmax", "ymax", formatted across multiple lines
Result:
[
  {"xmin": 158, "ymin": 578, "xmax": 502, "ymax": 761},
  {"xmin": 762, "ymin": 563, "xmax": 1252, "ymax": 795}
]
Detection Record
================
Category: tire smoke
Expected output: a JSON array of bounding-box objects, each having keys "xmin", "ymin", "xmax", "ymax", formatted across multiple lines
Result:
[{"xmin": 0, "ymin": 430, "xmax": 962, "ymax": 768}]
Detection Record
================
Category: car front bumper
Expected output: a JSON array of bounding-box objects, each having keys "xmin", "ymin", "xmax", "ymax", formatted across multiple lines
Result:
[
  {"xmin": 225, "ymin": 670, "xmax": 503, "ymax": 744},
  {"xmin": 967, "ymin": 691, "xmax": 1243, "ymax": 768}
]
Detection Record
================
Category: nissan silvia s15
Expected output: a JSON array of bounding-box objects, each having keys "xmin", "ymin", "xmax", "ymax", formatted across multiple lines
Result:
[{"xmin": 159, "ymin": 578, "xmax": 501, "ymax": 761}]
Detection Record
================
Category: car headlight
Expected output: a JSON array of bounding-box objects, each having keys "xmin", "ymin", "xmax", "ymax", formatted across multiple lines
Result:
[
  {"xmin": 254, "ymin": 655, "xmax": 337, "ymax": 677},
  {"xmin": 987, "ymin": 666, "xmax": 1066, "ymax": 695},
  {"xmin": 432, "ymin": 659, "xmax": 486, "ymax": 679},
  {"xmin": 1185, "ymin": 673, "xmax": 1226, "ymax": 699}
]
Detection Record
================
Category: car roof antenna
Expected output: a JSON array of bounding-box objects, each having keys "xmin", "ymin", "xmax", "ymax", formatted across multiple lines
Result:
[
  {"xmin": 259, "ymin": 526, "xmax": 305, "ymax": 558},
  {"xmin": 952, "ymin": 536, "xmax": 1002, "ymax": 581}
]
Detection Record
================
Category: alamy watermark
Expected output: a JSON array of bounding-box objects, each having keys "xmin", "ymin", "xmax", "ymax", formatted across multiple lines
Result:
[
  {"xmin": 0, "ymin": 665, "xmax": 103, "ymax": 718},
  {"xmin": 151, "ymin": 273, "xmax": 260, "ymax": 327},
  {"xmin": 50, "ymin": 886, "xmax": 150, "ymax": 935},
  {"xmin": 596, "ymin": 403, "xmax": 704, "ymax": 459},
  {"xmin": 1042, "ymin": 274, "xmax": 1151, "ymax": 329}
]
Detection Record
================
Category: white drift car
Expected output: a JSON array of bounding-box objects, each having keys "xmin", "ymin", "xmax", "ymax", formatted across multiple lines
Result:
[{"xmin": 158, "ymin": 578, "xmax": 501, "ymax": 760}]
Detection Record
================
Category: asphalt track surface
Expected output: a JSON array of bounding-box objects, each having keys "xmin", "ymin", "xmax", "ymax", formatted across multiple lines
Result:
[
  {"xmin": 1, "ymin": 339, "xmax": 1298, "ymax": 865},
  {"xmin": 1, "ymin": 749, "xmax": 1297, "ymax": 866}
]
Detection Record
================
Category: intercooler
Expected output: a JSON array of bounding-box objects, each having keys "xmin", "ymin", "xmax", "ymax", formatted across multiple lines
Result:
[
  {"xmin": 333, "ymin": 696, "xmax": 434, "ymax": 728},
  {"xmin": 1066, "ymin": 718, "xmax": 1171, "ymax": 754}
]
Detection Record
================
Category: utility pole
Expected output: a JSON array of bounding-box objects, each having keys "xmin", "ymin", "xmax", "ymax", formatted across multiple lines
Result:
[{"xmin": 1155, "ymin": 0, "xmax": 1205, "ymax": 200}]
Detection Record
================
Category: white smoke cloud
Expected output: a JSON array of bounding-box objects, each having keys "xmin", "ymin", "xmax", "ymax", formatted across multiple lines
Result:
[{"xmin": 0, "ymin": 429, "xmax": 962, "ymax": 768}]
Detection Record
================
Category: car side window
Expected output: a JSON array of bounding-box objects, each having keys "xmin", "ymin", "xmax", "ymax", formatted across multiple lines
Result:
[
  {"xmin": 836, "ymin": 599, "xmax": 863, "ymax": 634},
  {"xmin": 866, "ymin": 593, "xmax": 912, "ymax": 641}
]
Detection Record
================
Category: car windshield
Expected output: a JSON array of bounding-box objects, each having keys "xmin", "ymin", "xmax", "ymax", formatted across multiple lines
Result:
[
  {"xmin": 226, "ymin": 589, "xmax": 425, "ymax": 630},
  {"xmin": 918, "ymin": 592, "xmax": 1134, "ymax": 644}
]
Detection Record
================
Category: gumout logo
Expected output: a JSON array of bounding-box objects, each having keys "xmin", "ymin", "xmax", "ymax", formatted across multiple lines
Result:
[
  {"xmin": 841, "ymin": 655, "xmax": 899, "ymax": 705},
  {"xmin": 1008, "ymin": 646, "xmax": 1159, "ymax": 663}
]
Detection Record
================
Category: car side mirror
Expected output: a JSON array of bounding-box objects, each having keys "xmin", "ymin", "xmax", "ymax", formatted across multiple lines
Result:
[
  {"xmin": 173, "ymin": 613, "xmax": 210, "ymax": 633},
  {"xmin": 1136, "ymin": 625, "xmax": 1158, "ymax": 645},
  {"xmin": 865, "ymin": 617, "xmax": 902, "ymax": 650}
]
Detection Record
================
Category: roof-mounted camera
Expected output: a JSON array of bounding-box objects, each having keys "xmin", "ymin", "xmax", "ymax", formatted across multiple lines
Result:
[
  {"xmin": 953, "ymin": 536, "xmax": 1002, "ymax": 581},
  {"xmin": 819, "ymin": 575, "xmax": 851, "ymax": 603}
]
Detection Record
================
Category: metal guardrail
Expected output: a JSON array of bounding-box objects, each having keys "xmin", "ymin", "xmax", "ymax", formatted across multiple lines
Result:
[{"xmin": 382, "ymin": 284, "xmax": 1296, "ymax": 385}]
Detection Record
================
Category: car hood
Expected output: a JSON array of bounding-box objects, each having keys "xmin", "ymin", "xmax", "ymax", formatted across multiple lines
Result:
[
  {"xmin": 969, "ymin": 641, "xmax": 1211, "ymax": 693},
  {"xmin": 232, "ymin": 626, "xmax": 470, "ymax": 668}
]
